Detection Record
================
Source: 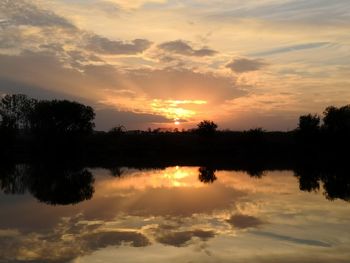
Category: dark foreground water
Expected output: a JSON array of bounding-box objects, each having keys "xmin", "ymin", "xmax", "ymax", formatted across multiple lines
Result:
[{"xmin": 0, "ymin": 166, "xmax": 349, "ymax": 262}]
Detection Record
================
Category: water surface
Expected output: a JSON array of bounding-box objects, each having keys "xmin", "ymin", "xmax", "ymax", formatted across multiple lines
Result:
[{"xmin": 0, "ymin": 166, "xmax": 349, "ymax": 262}]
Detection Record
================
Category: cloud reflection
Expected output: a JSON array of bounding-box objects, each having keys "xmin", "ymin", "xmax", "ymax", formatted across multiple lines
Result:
[{"xmin": 0, "ymin": 167, "xmax": 350, "ymax": 262}]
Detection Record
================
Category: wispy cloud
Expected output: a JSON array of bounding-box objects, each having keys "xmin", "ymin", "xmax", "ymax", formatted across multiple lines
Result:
[
  {"xmin": 206, "ymin": 0, "xmax": 350, "ymax": 26},
  {"xmin": 250, "ymin": 42, "xmax": 332, "ymax": 57},
  {"xmin": 253, "ymin": 231, "xmax": 332, "ymax": 247}
]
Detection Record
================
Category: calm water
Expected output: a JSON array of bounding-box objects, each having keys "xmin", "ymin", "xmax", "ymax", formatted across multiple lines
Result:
[{"xmin": 0, "ymin": 166, "xmax": 350, "ymax": 262}]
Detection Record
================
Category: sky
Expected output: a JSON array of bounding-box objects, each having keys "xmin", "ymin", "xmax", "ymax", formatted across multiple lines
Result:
[
  {"xmin": 1, "ymin": 167, "xmax": 350, "ymax": 262},
  {"xmin": 0, "ymin": 0, "xmax": 350, "ymax": 130}
]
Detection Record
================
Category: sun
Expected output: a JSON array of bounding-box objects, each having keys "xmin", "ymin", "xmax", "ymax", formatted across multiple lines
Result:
[{"xmin": 174, "ymin": 119, "xmax": 180, "ymax": 125}]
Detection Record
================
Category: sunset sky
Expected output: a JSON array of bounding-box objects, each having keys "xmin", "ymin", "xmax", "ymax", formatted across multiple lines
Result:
[{"xmin": 1, "ymin": 0, "xmax": 350, "ymax": 130}]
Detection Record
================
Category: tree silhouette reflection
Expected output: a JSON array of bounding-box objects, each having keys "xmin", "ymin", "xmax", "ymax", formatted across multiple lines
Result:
[
  {"xmin": 1, "ymin": 159, "xmax": 350, "ymax": 204},
  {"xmin": 0, "ymin": 162, "xmax": 94, "ymax": 205},
  {"xmin": 0, "ymin": 163, "xmax": 29, "ymax": 194},
  {"xmin": 198, "ymin": 167, "xmax": 217, "ymax": 184},
  {"xmin": 29, "ymin": 164, "xmax": 94, "ymax": 205},
  {"xmin": 109, "ymin": 166, "xmax": 125, "ymax": 177},
  {"xmin": 294, "ymin": 162, "xmax": 350, "ymax": 202}
]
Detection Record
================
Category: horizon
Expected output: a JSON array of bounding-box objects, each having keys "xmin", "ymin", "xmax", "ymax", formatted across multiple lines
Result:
[{"xmin": 1, "ymin": 0, "xmax": 350, "ymax": 131}]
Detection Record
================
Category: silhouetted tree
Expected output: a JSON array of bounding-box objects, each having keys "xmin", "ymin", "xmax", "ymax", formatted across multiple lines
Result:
[
  {"xmin": 298, "ymin": 114, "xmax": 320, "ymax": 134},
  {"xmin": 198, "ymin": 167, "xmax": 217, "ymax": 183},
  {"xmin": 295, "ymin": 114, "xmax": 321, "ymax": 149},
  {"xmin": 196, "ymin": 120, "xmax": 218, "ymax": 136},
  {"xmin": 108, "ymin": 125, "xmax": 126, "ymax": 135},
  {"xmin": 30, "ymin": 100, "xmax": 95, "ymax": 137},
  {"xmin": 323, "ymin": 105, "xmax": 350, "ymax": 134},
  {"xmin": 0, "ymin": 94, "xmax": 37, "ymax": 132}
]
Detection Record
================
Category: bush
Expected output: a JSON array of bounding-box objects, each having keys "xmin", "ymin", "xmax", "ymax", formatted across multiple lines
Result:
[{"xmin": 196, "ymin": 120, "xmax": 218, "ymax": 136}]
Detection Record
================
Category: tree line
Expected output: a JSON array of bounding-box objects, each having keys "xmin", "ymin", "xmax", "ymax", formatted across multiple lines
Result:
[
  {"xmin": 1, "ymin": 93, "xmax": 350, "ymax": 147},
  {"xmin": 296, "ymin": 105, "xmax": 350, "ymax": 146},
  {"xmin": 0, "ymin": 94, "xmax": 95, "ymax": 137}
]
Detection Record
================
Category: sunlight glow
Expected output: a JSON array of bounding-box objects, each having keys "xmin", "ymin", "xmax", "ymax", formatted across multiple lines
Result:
[{"xmin": 151, "ymin": 99, "xmax": 207, "ymax": 120}]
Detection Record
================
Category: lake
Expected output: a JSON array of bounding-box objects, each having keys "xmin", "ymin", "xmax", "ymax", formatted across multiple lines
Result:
[{"xmin": 0, "ymin": 165, "xmax": 349, "ymax": 262}]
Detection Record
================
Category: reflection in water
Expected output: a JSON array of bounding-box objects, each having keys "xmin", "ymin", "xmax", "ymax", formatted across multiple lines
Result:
[
  {"xmin": 0, "ymin": 164, "xmax": 350, "ymax": 262},
  {"xmin": 0, "ymin": 163, "xmax": 94, "ymax": 205},
  {"xmin": 294, "ymin": 164, "xmax": 350, "ymax": 202},
  {"xmin": 198, "ymin": 167, "xmax": 217, "ymax": 184},
  {"xmin": 1, "ymin": 162, "xmax": 350, "ymax": 204}
]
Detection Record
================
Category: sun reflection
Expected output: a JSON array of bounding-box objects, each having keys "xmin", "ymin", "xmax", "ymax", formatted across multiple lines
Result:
[
  {"xmin": 163, "ymin": 166, "xmax": 193, "ymax": 187},
  {"xmin": 98, "ymin": 167, "xmax": 204, "ymax": 190}
]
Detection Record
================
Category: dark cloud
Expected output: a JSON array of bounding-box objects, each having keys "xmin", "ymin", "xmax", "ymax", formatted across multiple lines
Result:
[
  {"xmin": 86, "ymin": 35, "xmax": 152, "ymax": 55},
  {"xmin": 221, "ymin": 112, "xmax": 298, "ymax": 131},
  {"xmin": 0, "ymin": 50, "xmax": 90, "ymax": 94},
  {"xmin": 226, "ymin": 214, "xmax": 264, "ymax": 229},
  {"xmin": 156, "ymin": 230, "xmax": 215, "ymax": 247},
  {"xmin": 0, "ymin": 219, "xmax": 150, "ymax": 262},
  {"xmin": 226, "ymin": 58, "xmax": 267, "ymax": 73},
  {"xmin": 158, "ymin": 40, "xmax": 217, "ymax": 57},
  {"xmin": 0, "ymin": 0, "xmax": 75, "ymax": 28},
  {"xmin": 95, "ymin": 109, "xmax": 173, "ymax": 130},
  {"xmin": 83, "ymin": 231, "xmax": 151, "ymax": 249},
  {"xmin": 0, "ymin": 0, "xmax": 152, "ymax": 59}
]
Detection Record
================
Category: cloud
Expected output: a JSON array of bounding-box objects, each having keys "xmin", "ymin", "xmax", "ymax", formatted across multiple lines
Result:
[
  {"xmin": 253, "ymin": 231, "xmax": 332, "ymax": 247},
  {"xmin": 250, "ymin": 42, "xmax": 331, "ymax": 57},
  {"xmin": 83, "ymin": 231, "xmax": 151, "ymax": 249},
  {"xmin": 0, "ymin": 50, "xmax": 246, "ymax": 129},
  {"xmin": 104, "ymin": 184, "xmax": 245, "ymax": 217},
  {"xmin": 226, "ymin": 214, "xmax": 264, "ymax": 229},
  {"xmin": 106, "ymin": 0, "xmax": 167, "ymax": 9},
  {"xmin": 125, "ymin": 68, "xmax": 245, "ymax": 102},
  {"xmin": 95, "ymin": 109, "xmax": 173, "ymax": 130},
  {"xmin": 86, "ymin": 35, "xmax": 152, "ymax": 55},
  {"xmin": 0, "ymin": 0, "xmax": 75, "ymax": 28},
  {"xmin": 156, "ymin": 230, "xmax": 215, "ymax": 247},
  {"xmin": 0, "ymin": 1, "xmax": 152, "ymax": 58},
  {"xmin": 0, "ymin": 214, "xmax": 151, "ymax": 262},
  {"xmin": 206, "ymin": 0, "xmax": 350, "ymax": 26},
  {"xmin": 226, "ymin": 58, "xmax": 267, "ymax": 73},
  {"xmin": 158, "ymin": 40, "xmax": 217, "ymax": 57}
]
